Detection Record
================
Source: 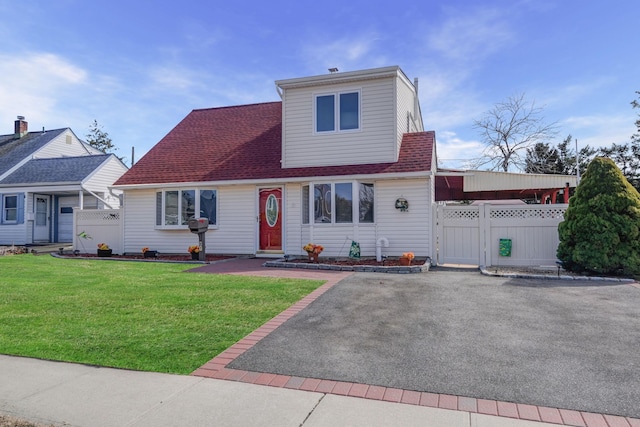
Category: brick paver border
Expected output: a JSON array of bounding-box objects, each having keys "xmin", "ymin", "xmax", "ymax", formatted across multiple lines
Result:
[{"xmin": 192, "ymin": 270, "xmax": 640, "ymax": 427}]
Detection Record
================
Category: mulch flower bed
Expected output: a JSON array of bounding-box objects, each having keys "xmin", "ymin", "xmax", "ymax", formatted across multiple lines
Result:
[
  {"xmin": 71, "ymin": 253, "xmax": 233, "ymax": 262},
  {"xmin": 295, "ymin": 257, "xmax": 424, "ymax": 267}
]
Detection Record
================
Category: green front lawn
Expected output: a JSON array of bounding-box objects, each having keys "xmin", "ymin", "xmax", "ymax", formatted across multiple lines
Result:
[{"xmin": 0, "ymin": 255, "xmax": 323, "ymax": 374}]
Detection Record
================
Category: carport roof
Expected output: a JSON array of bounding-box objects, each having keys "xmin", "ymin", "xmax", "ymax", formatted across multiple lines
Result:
[{"xmin": 435, "ymin": 169, "xmax": 578, "ymax": 201}]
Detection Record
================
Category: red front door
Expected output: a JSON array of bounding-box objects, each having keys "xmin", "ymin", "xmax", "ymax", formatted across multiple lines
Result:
[{"xmin": 259, "ymin": 188, "xmax": 282, "ymax": 251}]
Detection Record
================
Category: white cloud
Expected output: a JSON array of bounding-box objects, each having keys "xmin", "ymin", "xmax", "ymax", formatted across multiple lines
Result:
[
  {"xmin": 410, "ymin": 6, "xmax": 518, "ymax": 137},
  {"xmin": 0, "ymin": 52, "xmax": 88, "ymax": 128},
  {"xmin": 536, "ymin": 77, "xmax": 616, "ymax": 110},
  {"xmin": 149, "ymin": 65, "xmax": 199, "ymax": 91},
  {"xmin": 562, "ymin": 114, "xmax": 636, "ymax": 150},
  {"xmin": 300, "ymin": 32, "xmax": 387, "ymax": 71},
  {"xmin": 435, "ymin": 130, "xmax": 485, "ymax": 169},
  {"xmin": 426, "ymin": 7, "xmax": 514, "ymax": 62}
]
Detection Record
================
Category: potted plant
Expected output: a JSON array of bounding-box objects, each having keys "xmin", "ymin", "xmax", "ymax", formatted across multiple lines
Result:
[
  {"xmin": 97, "ymin": 243, "xmax": 112, "ymax": 257},
  {"xmin": 188, "ymin": 245, "xmax": 201, "ymax": 260},
  {"xmin": 142, "ymin": 247, "xmax": 158, "ymax": 258},
  {"xmin": 399, "ymin": 252, "xmax": 414, "ymax": 266},
  {"xmin": 303, "ymin": 243, "xmax": 324, "ymax": 263}
]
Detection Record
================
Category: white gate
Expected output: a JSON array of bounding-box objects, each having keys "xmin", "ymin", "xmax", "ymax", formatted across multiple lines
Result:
[
  {"xmin": 436, "ymin": 206, "xmax": 482, "ymax": 265},
  {"xmin": 436, "ymin": 204, "xmax": 568, "ymax": 267}
]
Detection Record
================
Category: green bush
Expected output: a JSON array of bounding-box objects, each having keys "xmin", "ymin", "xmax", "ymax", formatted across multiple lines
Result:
[{"xmin": 557, "ymin": 157, "xmax": 640, "ymax": 275}]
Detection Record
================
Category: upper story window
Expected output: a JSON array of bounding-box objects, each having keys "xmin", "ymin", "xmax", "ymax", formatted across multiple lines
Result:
[
  {"xmin": 315, "ymin": 90, "xmax": 360, "ymax": 133},
  {"xmin": 155, "ymin": 188, "xmax": 217, "ymax": 228}
]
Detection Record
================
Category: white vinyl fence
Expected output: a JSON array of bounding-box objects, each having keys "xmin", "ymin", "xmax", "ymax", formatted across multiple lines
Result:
[
  {"xmin": 73, "ymin": 209, "xmax": 123, "ymax": 255},
  {"xmin": 435, "ymin": 204, "xmax": 567, "ymax": 267}
]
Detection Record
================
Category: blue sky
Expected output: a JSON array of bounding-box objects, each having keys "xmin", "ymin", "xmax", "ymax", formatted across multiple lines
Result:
[{"xmin": 1, "ymin": 1, "xmax": 638, "ymax": 169}]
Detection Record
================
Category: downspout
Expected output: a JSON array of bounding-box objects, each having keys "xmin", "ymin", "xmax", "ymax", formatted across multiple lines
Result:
[
  {"xmin": 108, "ymin": 187, "xmax": 123, "ymax": 207},
  {"xmin": 376, "ymin": 237, "xmax": 389, "ymax": 262},
  {"xmin": 81, "ymin": 185, "xmax": 115, "ymax": 209}
]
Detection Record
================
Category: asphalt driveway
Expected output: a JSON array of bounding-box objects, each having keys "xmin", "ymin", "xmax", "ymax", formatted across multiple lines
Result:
[{"xmin": 229, "ymin": 270, "xmax": 640, "ymax": 418}]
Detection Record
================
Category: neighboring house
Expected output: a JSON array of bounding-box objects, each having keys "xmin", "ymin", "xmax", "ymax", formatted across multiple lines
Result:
[
  {"xmin": 0, "ymin": 117, "xmax": 128, "ymax": 245},
  {"xmin": 114, "ymin": 66, "xmax": 437, "ymax": 258}
]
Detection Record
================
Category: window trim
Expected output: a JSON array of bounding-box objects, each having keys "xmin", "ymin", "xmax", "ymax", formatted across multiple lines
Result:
[
  {"xmin": 2, "ymin": 194, "xmax": 19, "ymax": 224},
  {"xmin": 155, "ymin": 188, "xmax": 218, "ymax": 229},
  {"xmin": 303, "ymin": 181, "xmax": 374, "ymax": 225},
  {"xmin": 313, "ymin": 89, "xmax": 361, "ymax": 134}
]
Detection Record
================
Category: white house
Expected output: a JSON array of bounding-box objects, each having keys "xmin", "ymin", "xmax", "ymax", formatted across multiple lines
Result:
[
  {"xmin": 113, "ymin": 66, "xmax": 437, "ymax": 258},
  {"xmin": 0, "ymin": 117, "xmax": 128, "ymax": 245}
]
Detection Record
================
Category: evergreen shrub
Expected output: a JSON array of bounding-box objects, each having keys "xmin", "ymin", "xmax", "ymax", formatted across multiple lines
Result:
[{"xmin": 557, "ymin": 157, "xmax": 640, "ymax": 275}]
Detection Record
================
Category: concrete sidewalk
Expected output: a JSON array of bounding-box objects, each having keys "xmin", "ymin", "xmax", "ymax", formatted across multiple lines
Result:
[{"xmin": 0, "ymin": 355, "xmax": 563, "ymax": 427}]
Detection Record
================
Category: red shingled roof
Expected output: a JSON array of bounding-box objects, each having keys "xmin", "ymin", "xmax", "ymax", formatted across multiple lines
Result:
[{"xmin": 114, "ymin": 101, "xmax": 434, "ymax": 186}]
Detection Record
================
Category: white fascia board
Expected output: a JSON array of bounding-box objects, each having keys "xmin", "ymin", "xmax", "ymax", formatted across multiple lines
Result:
[
  {"xmin": 112, "ymin": 171, "xmax": 432, "ymax": 190},
  {"xmin": 275, "ymin": 66, "xmax": 402, "ymax": 90},
  {"xmin": 435, "ymin": 171, "xmax": 475, "ymax": 176},
  {"xmin": 0, "ymin": 183, "xmax": 83, "ymax": 192}
]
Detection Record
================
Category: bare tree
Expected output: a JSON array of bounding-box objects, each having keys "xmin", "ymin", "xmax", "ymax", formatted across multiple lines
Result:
[{"xmin": 473, "ymin": 93, "xmax": 559, "ymax": 172}]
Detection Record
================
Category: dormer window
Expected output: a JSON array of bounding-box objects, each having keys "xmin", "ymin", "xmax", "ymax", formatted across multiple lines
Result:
[{"xmin": 315, "ymin": 90, "xmax": 360, "ymax": 133}]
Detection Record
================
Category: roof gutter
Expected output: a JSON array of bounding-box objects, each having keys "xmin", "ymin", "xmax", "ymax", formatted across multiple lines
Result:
[
  {"xmin": 0, "ymin": 181, "xmax": 81, "ymax": 188},
  {"xmin": 112, "ymin": 170, "xmax": 433, "ymax": 190},
  {"xmin": 275, "ymin": 66, "xmax": 404, "ymax": 90},
  {"xmin": 435, "ymin": 171, "xmax": 475, "ymax": 176}
]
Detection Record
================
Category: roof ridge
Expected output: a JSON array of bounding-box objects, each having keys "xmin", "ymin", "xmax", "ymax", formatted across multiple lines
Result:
[
  {"xmin": 0, "ymin": 127, "xmax": 68, "ymax": 139},
  {"xmin": 192, "ymin": 101, "xmax": 281, "ymax": 113},
  {"xmin": 29, "ymin": 153, "xmax": 111, "ymax": 161}
]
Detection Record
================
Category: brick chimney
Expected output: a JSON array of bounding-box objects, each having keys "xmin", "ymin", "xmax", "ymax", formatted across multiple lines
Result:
[{"xmin": 14, "ymin": 116, "xmax": 28, "ymax": 139}]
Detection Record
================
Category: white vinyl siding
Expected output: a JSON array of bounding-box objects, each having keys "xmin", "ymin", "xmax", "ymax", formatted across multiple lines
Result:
[
  {"xmin": 282, "ymin": 77, "xmax": 396, "ymax": 168},
  {"xmin": 33, "ymin": 130, "xmax": 101, "ymax": 159},
  {"xmin": 395, "ymin": 77, "xmax": 421, "ymax": 156},
  {"xmin": 122, "ymin": 186, "xmax": 256, "ymax": 255},
  {"xmin": 285, "ymin": 184, "xmax": 304, "ymax": 255},
  {"xmin": 82, "ymin": 156, "xmax": 127, "ymax": 208},
  {"xmin": 375, "ymin": 179, "xmax": 431, "ymax": 257},
  {"xmin": 289, "ymin": 178, "xmax": 432, "ymax": 258}
]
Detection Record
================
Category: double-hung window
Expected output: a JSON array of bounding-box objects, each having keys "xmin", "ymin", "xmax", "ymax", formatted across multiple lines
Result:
[
  {"xmin": 302, "ymin": 182, "xmax": 374, "ymax": 224},
  {"xmin": 2, "ymin": 195, "xmax": 18, "ymax": 223},
  {"xmin": 156, "ymin": 189, "xmax": 217, "ymax": 228},
  {"xmin": 315, "ymin": 90, "xmax": 360, "ymax": 133}
]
